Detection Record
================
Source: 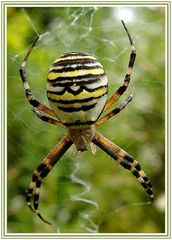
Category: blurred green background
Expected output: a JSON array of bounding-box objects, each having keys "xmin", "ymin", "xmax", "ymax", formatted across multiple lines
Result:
[{"xmin": 7, "ymin": 6, "xmax": 165, "ymax": 233}]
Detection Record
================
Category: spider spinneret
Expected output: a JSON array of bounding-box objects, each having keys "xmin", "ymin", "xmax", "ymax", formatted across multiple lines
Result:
[{"xmin": 19, "ymin": 20, "xmax": 154, "ymax": 225}]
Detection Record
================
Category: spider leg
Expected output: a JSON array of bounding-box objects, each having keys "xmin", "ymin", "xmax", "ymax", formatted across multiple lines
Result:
[
  {"xmin": 19, "ymin": 36, "xmax": 56, "ymax": 118},
  {"xmin": 26, "ymin": 135, "xmax": 73, "ymax": 225},
  {"xmin": 103, "ymin": 20, "xmax": 136, "ymax": 113},
  {"xmin": 96, "ymin": 88, "xmax": 134, "ymax": 126},
  {"xmin": 92, "ymin": 132, "xmax": 154, "ymax": 201},
  {"xmin": 33, "ymin": 107, "xmax": 66, "ymax": 128}
]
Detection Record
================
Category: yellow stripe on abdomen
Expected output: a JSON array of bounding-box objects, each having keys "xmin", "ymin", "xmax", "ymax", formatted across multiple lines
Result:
[
  {"xmin": 48, "ymin": 68, "xmax": 104, "ymax": 81},
  {"xmin": 47, "ymin": 86, "xmax": 107, "ymax": 102}
]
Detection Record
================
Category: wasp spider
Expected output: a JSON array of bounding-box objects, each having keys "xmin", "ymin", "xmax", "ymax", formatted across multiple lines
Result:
[{"xmin": 19, "ymin": 21, "xmax": 153, "ymax": 225}]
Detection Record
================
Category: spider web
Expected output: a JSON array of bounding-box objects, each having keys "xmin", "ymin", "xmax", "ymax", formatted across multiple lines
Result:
[{"xmin": 7, "ymin": 5, "xmax": 165, "ymax": 234}]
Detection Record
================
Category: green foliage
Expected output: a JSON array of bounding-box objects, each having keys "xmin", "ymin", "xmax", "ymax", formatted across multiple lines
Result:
[{"xmin": 7, "ymin": 6, "xmax": 165, "ymax": 233}]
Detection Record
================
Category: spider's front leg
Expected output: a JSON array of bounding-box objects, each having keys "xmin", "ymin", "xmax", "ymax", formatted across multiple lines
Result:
[
  {"xmin": 19, "ymin": 36, "xmax": 56, "ymax": 118},
  {"xmin": 96, "ymin": 88, "xmax": 134, "ymax": 126},
  {"xmin": 26, "ymin": 135, "xmax": 73, "ymax": 225},
  {"xmin": 33, "ymin": 107, "xmax": 66, "ymax": 128},
  {"xmin": 103, "ymin": 20, "xmax": 136, "ymax": 113},
  {"xmin": 92, "ymin": 132, "xmax": 154, "ymax": 201}
]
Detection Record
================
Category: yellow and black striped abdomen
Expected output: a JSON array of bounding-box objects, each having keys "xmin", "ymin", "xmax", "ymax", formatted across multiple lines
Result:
[{"xmin": 47, "ymin": 52, "xmax": 108, "ymax": 128}]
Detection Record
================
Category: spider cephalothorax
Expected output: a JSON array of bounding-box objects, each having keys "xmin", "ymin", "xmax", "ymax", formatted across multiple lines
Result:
[
  {"xmin": 19, "ymin": 20, "xmax": 153, "ymax": 225},
  {"xmin": 68, "ymin": 126, "xmax": 96, "ymax": 151}
]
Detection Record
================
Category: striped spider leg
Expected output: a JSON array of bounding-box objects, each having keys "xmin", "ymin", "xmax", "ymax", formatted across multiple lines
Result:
[
  {"xmin": 96, "ymin": 88, "xmax": 134, "ymax": 126},
  {"xmin": 26, "ymin": 135, "xmax": 72, "ymax": 225},
  {"xmin": 92, "ymin": 132, "xmax": 154, "ymax": 200},
  {"xmin": 20, "ymin": 21, "xmax": 153, "ymax": 225},
  {"xmin": 19, "ymin": 36, "xmax": 60, "ymax": 121},
  {"xmin": 102, "ymin": 20, "xmax": 136, "ymax": 113},
  {"xmin": 94, "ymin": 21, "xmax": 153, "ymax": 200},
  {"xmin": 96, "ymin": 20, "xmax": 136, "ymax": 127},
  {"xmin": 33, "ymin": 107, "xmax": 65, "ymax": 128}
]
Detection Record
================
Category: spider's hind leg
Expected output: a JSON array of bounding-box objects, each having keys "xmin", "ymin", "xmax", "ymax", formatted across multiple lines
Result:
[
  {"xmin": 92, "ymin": 132, "xmax": 154, "ymax": 201},
  {"xmin": 26, "ymin": 171, "xmax": 51, "ymax": 224},
  {"xmin": 26, "ymin": 135, "xmax": 73, "ymax": 225}
]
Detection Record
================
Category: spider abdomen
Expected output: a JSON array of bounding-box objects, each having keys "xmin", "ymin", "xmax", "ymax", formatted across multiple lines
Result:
[{"xmin": 47, "ymin": 52, "xmax": 108, "ymax": 128}]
